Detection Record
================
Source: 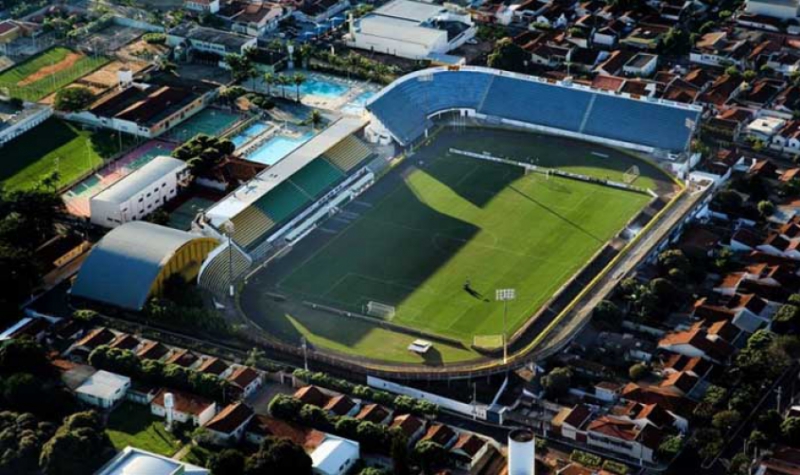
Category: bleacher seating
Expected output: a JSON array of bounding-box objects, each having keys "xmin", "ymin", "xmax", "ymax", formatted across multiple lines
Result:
[
  {"xmin": 231, "ymin": 207, "xmax": 275, "ymax": 248},
  {"xmin": 582, "ymin": 95, "xmax": 697, "ymax": 152},
  {"xmin": 324, "ymin": 136, "xmax": 372, "ymax": 172},
  {"xmin": 366, "ymin": 68, "xmax": 701, "ymax": 152},
  {"xmin": 253, "ymin": 182, "xmax": 310, "ymax": 225},
  {"xmin": 199, "ymin": 244, "xmax": 251, "ymax": 296},
  {"xmin": 289, "ymin": 158, "xmax": 344, "ymax": 198}
]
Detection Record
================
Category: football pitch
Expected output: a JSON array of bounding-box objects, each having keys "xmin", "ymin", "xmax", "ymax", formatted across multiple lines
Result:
[
  {"xmin": 242, "ymin": 128, "xmax": 673, "ymax": 363},
  {"xmin": 0, "ymin": 47, "xmax": 110, "ymax": 101}
]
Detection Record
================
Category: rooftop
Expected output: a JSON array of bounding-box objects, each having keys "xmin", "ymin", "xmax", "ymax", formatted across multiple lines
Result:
[
  {"xmin": 91, "ymin": 156, "xmax": 186, "ymax": 205},
  {"xmin": 75, "ymin": 370, "xmax": 130, "ymax": 400}
]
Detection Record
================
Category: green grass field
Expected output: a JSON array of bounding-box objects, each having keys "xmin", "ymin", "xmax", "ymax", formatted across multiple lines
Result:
[
  {"xmin": 107, "ymin": 403, "xmax": 183, "ymax": 456},
  {"xmin": 0, "ymin": 119, "xmax": 130, "ymax": 192},
  {"xmin": 241, "ymin": 128, "xmax": 673, "ymax": 363},
  {"xmin": 0, "ymin": 47, "xmax": 109, "ymax": 101}
]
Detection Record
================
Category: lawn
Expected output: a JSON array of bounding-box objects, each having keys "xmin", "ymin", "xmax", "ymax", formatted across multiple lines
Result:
[
  {"xmin": 0, "ymin": 118, "xmax": 131, "ymax": 192},
  {"xmin": 242, "ymin": 128, "xmax": 671, "ymax": 358},
  {"xmin": 107, "ymin": 402, "xmax": 184, "ymax": 456},
  {"xmin": 0, "ymin": 46, "xmax": 109, "ymax": 101}
]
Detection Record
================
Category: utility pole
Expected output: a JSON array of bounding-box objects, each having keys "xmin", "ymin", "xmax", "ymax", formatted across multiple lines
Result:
[{"xmin": 301, "ymin": 336, "xmax": 309, "ymax": 371}]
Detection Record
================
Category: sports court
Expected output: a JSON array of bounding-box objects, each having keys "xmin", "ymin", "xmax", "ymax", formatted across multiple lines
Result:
[
  {"xmin": 163, "ymin": 108, "xmax": 243, "ymax": 143},
  {"xmin": 242, "ymin": 128, "xmax": 673, "ymax": 354}
]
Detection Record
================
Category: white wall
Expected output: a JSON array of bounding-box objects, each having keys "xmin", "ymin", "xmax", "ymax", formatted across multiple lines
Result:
[{"xmin": 368, "ymin": 376, "xmax": 488, "ymax": 420}]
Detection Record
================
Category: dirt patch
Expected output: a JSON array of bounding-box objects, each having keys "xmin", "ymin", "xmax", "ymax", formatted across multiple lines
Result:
[
  {"xmin": 78, "ymin": 60, "xmax": 147, "ymax": 88},
  {"xmin": 19, "ymin": 52, "xmax": 83, "ymax": 86}
]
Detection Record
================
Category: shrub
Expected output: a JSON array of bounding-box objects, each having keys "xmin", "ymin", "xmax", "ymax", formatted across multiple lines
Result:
[
  {"xmin": 570, "ymin": 450, "xmax": 602, "ymax": 468},
  {"xmin": 602, "ymin": 460, "xmax": 629, "ymax": 475},
  {"xmin": 143, "ymin": 32, "xmax": 166, "ymax": 44}
]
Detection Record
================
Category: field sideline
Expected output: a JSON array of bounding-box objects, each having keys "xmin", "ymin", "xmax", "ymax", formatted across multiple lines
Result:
[{"xmin": 241, "ymin": 128, "xmax": 673, "ymax": 362}]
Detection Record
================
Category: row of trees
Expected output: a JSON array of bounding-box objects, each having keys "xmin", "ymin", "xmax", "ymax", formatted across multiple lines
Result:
[
  {"xmin": 88, "ymin": 345, "xmax": 231, "ymax": 402},
  {"xmin": 293, "ymin": 369, "xmax": 439, "ymax": 417},
  {"xmin": 172, "ymin": 134, "xmax": 236, "ymax": 176},
  {"xmin": 209, "ymin": 436, "xmax": 312, "ymax": 475}
]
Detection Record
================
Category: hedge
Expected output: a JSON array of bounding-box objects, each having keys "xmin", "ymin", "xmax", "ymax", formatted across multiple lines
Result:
[{"xmin": 570, "ymin": 450, "xmax": 602, "ymax": 468}]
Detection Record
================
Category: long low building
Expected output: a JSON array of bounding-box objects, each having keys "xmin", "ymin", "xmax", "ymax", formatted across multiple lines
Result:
[{"xmin": 365, "ymin": 66, "xmax": 702, "ymax": 155}]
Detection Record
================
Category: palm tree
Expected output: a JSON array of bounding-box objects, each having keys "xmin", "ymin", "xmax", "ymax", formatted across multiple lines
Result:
[
  {"xmin": 292, "ymin": 72, "xmax": 306, "ymax": 102},
  {"xmin": 276, "ymin": 74, "xmax": 291, "ymax": 99},
  {"xmin": 345, "ymin": 52, "xmax": 361, "ymax": 79},
  {"xmin": 309, "ymin": 109, "xmax": 323, "ymax": 130},
  {"xmin": 263, "ymin": 72, "xmax": 275, "ymax": 96}
]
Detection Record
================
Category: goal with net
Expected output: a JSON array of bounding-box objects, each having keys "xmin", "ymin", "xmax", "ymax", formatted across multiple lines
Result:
[
  {"xmin": 364, "ymin": 301, "xmax": 396, "ymax": 320},
  {"xmin": 623, "ymin": 165, "xmax": 640, "ymax": 184}
]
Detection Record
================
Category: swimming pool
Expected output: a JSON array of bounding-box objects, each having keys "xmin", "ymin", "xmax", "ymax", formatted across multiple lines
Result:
[
  {"xmin": 232, "ymin": 122, "xmax": 271, "ymax": 147},
  {"xmin": 341, "ymin": 90, "xmax": 376, "ymax": 115},
  {"xmin": 300, "ymin": 78, "xmax": 349, "ymax": 98},
  {"xmin": 246, "ymin": 132, "xmax": 315, "ymax": 166}
]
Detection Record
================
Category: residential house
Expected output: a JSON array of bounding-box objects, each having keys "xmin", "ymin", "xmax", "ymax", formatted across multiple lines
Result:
[
  {"xmin": 391, "ymin": 414, "xmax": 427, "ymax": 443},
  {"xmin": 323, "ymin": 394, "xmax": 359, "ymax": 417},
  {"xmin": 151, "ymin": 388, "xmax": 217, "ymax": 426},
  {"xmin": 421, "ymin": 424, "xmax": 458, "ymax": 449},
  {"xmin": 585, "ymin": 415, "xmax": 664, "ymax": 463},
  {"xmin": 205, "ymin": 402, "xmax": 255, "ymax": 445},
  {"xmin": 657, "ymin": 321, "xmax": 737, "ymax": 363},
  {"xmin": 227, "ymin": 366, "xmax": 262, "ymax": 399},
  {"xmin": 355, "ymin": 404, "xmax": 392, "ymax": 425},
  {"xmin": 75, "ymin": 370, "xmax": 131, "ymax": 409},
  {"xmin": 451, "ymin": 433, "xmax": 490, "ymax": 471}
]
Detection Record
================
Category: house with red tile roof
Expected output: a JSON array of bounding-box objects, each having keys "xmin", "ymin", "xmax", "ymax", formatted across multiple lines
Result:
[
  {"xmin": 323, "ymin": 394, "xmax": 359, "ymax": 417},
  {"xmin": 205, "ymin": 402, "xmax": 255, "ymax": 445},
  {"xmin": 421, "ymin": 424, "xmax": 458, "ymax": 448},
  {"xmin": 754, "ymin": 445, "xmax": 800, "ymax": 475},
  {"xmin": 586, "ymin": 415, "xmax": 664, "ymax": 463},
  {"xmin": 136, "ymin": 340, "xmax": 171, "ymax": 361},
  {"xmin": 391, "ymin": 414, "xmax": 427, "ymax": 443},
  {"xmin": 151, "ymin": 388, "xmax": 217, "ymax": 426},
  {"xmin": 226, "ymin": 366, "xmax": 262, "ymax": 399},
  {"xmin": 295, "ymin": 385, "xmax": 330, "ymax": 407},
  {"xmin": 657, "ymin": 320, "xmax": 737, "ymax": 363},
  {"xmin": 74, "ymin": 327, "xmax": 117, "ymax": 351},
  {"xmin": 355, "ymin": 403, "xmax": 392, "ymax": 425},
  {"xmin": 662, "ymin": 354, "xmax": 713, "ymax": 380},
  {"xmin": 245, "ymin": 414, "xmax": 326, "ymax": 448},
  {"xmin": 451, "ymin": 433, "xmax": 490, "ymax": 470}
]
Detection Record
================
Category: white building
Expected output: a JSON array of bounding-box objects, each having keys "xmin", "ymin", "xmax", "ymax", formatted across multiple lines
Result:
[
  {"xmin": 75, "ymin": 370, "xmax": 131, "ymax": 409},
  {"xmin": 345, "ymin": 0, "xmax": 475, "ymax": 61},
  {"xmin": 747, "ymin": 116, "xmax": 787, "ymax": 141},
  {"xmin": 94, "ymin": 446, "xmax": 209, "ymax": 475},
  {"xmin": 90, "ymin": 156, "xmax": 190, "ymax": 228},
  {"xmin": 150, "ymin": 389, "xmax": 217, "ymax": 427},
  {"xmin": 311, "ymin": 435, "xmax": 360, "ymax": 475},
  {"xmin": 184, "ymin": 0, "xmax": 220, "ymax": 14},
  {"xmin": 746, "ymin": 0, "xmax": 799, "ymax": 20}
]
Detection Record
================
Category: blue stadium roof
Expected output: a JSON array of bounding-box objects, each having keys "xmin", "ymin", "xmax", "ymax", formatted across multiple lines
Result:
[
  {"xmin": 366, "ymin": 67, "xmax": 701, "ymax": 152},
  {"xmin": 71, "ymin": 222, "xmax": 215, "ymax": 311}
]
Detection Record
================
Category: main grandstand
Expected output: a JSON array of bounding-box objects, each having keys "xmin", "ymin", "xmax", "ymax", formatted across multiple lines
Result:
[
  {"xmin": 196, "ymin": 117, "xmax": 377, "ymax": 295},
  {"xmin": 364, "ymin": 66, "xmax": 701, "ymax": 156},
  {"xmin": 191, "ymin": 66, "xmax": 700, "ymax": 372}
]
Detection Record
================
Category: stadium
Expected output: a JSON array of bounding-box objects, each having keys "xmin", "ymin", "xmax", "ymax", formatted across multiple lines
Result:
[{"xmin": 193, "ymin": 66, "xmax": 700, "ymax": 375}]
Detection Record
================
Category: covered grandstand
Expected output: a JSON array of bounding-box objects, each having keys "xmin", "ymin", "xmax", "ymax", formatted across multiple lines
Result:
[
  {"xmin": 197, "ymin": 117, "xmax": 375, "ymax": 295},
  {"xmin": 365, "ymin": 67, "xmax": 702, "ymax": 154},
  {"xmin": 71, "ymin": 222, "xmax": 219, "ymax": 310}
]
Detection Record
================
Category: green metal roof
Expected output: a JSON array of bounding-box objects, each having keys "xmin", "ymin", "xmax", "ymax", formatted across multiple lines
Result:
[{"xmin": 71, "ymin": 221, "xmax": 206, "ymax": 311}]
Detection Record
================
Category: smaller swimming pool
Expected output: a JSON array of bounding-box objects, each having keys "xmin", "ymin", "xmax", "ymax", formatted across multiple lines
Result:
[
  {"xmin": 341, "ymin": 90, "xmax": 376, "ymax": 115},
  {"xmin": 246, "ymin": 132, "xmax": 315, "ymax": 166},
  {"xmin": 232, "ymin": 122, "xmax": 271, "ymax": 147},
  {"xmin": 300, "ymin": 78, "xmax": 349, "ymax": 98}
]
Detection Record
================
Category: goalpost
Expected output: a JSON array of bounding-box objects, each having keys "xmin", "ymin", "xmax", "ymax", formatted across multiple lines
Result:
[
  {"xmin": 623, "ymin": 165, "xmax": 640, "ymax": 184},
  {"xmin": 364, "ymin": 301, "xmax": 396, "ymax": 320}
]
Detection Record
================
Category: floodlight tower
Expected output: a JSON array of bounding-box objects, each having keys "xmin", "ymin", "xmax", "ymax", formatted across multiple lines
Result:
[{"xmin": 495, "ymin": 288, "xmax": 516, "ymax": 364}]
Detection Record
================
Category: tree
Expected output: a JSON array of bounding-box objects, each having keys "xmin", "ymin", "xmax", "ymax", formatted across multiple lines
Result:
[
  {"xmin": 629, "ymin": 363, "xmax": 649, "ymax": 381},
  {"xmin": 0, "ymin": 411, "xmax": 55, "ymax": 475},
  {"xmin": 658, "ymin": 434, "xmax": 682, "ymax": 460},
  {"xmin": 541, "ymin": 367, "xmax": 572, "ymax": 397},
  {"xmin": 714, "ymin": 189, "xmax": 743, "ymax": 213},
  {"xmin": 54, "ymin": 87, "xmax": 94, "ymax": 112},
  {"xmin": 263, "ymin": 72, "xmax": 276, "ymax": 96},
  {"xmin": 276, "ymin": 74, "xmax": 291, "ymax": 99},
  {"xmin": 211, "ymin": 449, "xmax": 245, "ymax": 475},
  {"xmin": 413, "ymin": 441, "xmax": 448, "ymax": 474},
  {"xmin": 487, "ymin": 38, "xmax": 527, "ymax": 73},
  {"xmin": 592, "ymin": 300, "xmax": 623, "ymax": 329},
  {"xmin": 781, "ymin": 417, "xmax": 800, "ymax": 443},
  {"xmin": 712, "ymin": 410, "xmax": 742, "ymax": 432},
  {"xmin": 292, "ymin": 72, "xmax": 306, "ymax": 102},
  {"xmin": 309, "ymin": 109, "xmax": 323, "ymax": 130},
  {"xmin": 39, "ymin": 411, "xmax": 114, "ymax": 475},
  {"xmin": 773, "ymin": 304, "xmax": 800, "ymax": 334},
  {"xmin": 268, "ymin": 394, "xmax": 302, "ymax": 420},
  {"xmin": 755, "ymin": 409, "xmax": 783, "ymax": 442},
  {"xmin": 246, "ymin": 436, "xmax": 312, "ymax": 475},
  {"xmin": 224, "ymin": 53, "xmax": 256, "ymax": 84},
  {"xmin": 0, "ymin": 339, "xmax": 53, "ymax": 378},
  {"xmin": 729, "ymin": 452, "xmax": 750, "ymax": 475},
  {"xmin": 391, "ymin": 434, "xmax": 410, "ymax": 475},
  {"xmin": 758, "ymin": 200, "xmax": 775, "ymax": 217}
]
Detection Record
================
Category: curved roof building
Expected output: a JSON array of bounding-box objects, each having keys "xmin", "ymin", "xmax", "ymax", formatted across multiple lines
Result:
[
  {"xmin": 366, "ymin": 66, "xmax": 702, "ymax": 153},
  {"xmin": 71, "ymin": 221, "xmax": 218, "ymax": 310}
]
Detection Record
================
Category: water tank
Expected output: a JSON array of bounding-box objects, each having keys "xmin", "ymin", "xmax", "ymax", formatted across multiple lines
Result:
[
  {"xmin": 508, "ymin": 428, "xmax": 535, "ymax": 475},
  {"xmin": 164, "ymin": 392, "xmax": 175, "ymax": 409},
  {"xmin": 118, "ymin": 67, "xmax": 133, "ymax": 88}
]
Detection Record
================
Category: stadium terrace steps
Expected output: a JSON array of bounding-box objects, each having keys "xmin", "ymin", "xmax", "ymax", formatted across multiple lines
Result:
[
  {"xmin": 367, "ymin": 69, "xmax": 701, "ymax": 152},
  {"xmin": 324, "ymin": 136, "xmax": 373, "ymax": 172},
  {"xmin": 289, "ymin": 158, "xmax": 344, "ymax": 198},
  {"xmin": 231, "ymin": 207, "xmax": 275, "ymax": 248},
  {"xmin": 199, "ymin": 244, "xmax": 251, "ymax": 296},
  {"xmin": 254, "ymin": 182, "xmax": 310, "ymax": 225}
]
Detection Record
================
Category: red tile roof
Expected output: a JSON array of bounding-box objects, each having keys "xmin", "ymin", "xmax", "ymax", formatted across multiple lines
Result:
[
  {"xmin": 205, "ymin": 402, "xmax": 254, "ymax": 434},
  {"xmin": 152, "ymin": 388, "xmax": 214, "ymax": 416}
]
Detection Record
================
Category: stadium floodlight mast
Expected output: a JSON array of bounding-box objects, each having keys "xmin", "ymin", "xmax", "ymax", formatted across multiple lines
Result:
[
  {"xmin": 222, "ymin": 221, "xmax": 235, "ymax": 298},
  {"xmin": 495, "ymin": 288, "xmax": 516, "ymax": 364}
]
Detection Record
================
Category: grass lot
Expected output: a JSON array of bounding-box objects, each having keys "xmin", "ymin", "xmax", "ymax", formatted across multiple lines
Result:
[
  {"xmin": 0, "ymin": 119, "xmax": 131, "ymax": 192},
  {"xmin": 241, "ymin": 128, "xmax": 672, "ymax": 362},
  {"xmin": 107, "ymin": 403, "xmax": 183, "ymax": 456},
  {"xmin": 0, "ymin": 47, "xmax": 109, "ymax": 101}
]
